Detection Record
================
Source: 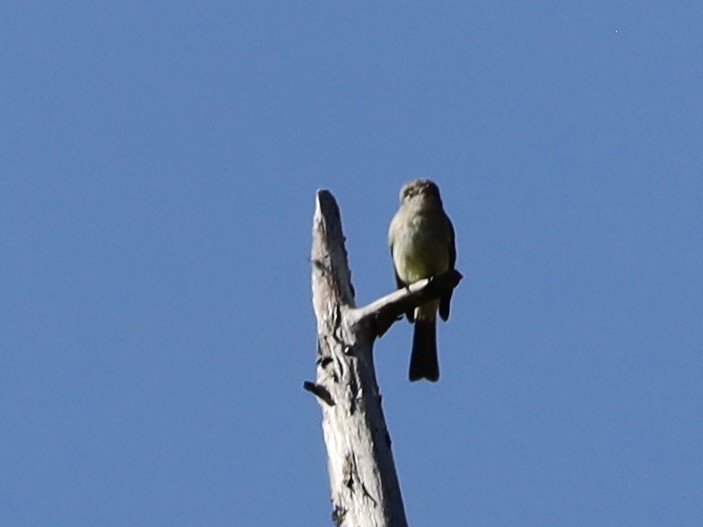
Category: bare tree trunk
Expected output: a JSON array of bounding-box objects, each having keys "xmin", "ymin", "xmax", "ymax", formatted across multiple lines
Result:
[{"xmin": 306, "ymin": 190, "xmax": 461, "ymax": 527}]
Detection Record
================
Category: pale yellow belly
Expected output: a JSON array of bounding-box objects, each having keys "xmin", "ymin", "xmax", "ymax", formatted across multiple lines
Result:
[{"xmin": 392, "ymin": 219, "xmax": 450, "ymax": 283}]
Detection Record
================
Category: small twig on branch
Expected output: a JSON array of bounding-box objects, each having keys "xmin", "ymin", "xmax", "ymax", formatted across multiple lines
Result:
[
  {"xmin": 350, "ymin": 269, "xmax": 463, "ymax": 337},
  {"xmin": 303, "ymin": 381, "xmax": 336, "ymax": 407}
]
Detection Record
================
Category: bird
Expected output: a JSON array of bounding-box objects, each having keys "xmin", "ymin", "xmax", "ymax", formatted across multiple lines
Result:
[{"xmin": 388, "ymin": 179, "xmax": 456, "ymax": 382}]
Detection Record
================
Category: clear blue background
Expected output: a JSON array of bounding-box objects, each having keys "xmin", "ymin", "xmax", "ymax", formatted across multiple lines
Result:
[{"xmin": 2, "ymin": 2, "xmax": 702, "ymax": 525}]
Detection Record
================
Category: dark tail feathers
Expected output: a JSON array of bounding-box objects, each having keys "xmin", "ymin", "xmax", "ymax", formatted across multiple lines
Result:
[{"xmin": 409, "ymin": 318, "xmax": 439, "ymax": 382}]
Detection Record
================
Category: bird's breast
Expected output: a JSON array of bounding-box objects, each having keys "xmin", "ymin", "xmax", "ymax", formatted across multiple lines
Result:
[{"xmin": 391, "ymin": 213, "xmax": 450, "ymax": 283}]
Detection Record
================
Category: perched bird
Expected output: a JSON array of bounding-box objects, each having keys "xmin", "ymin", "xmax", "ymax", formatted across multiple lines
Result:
[{"xmin": 388, "ymin": 179, "xmax": 456, "ymax": 382}]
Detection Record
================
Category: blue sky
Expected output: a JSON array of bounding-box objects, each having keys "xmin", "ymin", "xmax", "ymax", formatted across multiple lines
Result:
[{"xmin": 2, "ymin": 2, "xmax": 702, "ymax": 525}]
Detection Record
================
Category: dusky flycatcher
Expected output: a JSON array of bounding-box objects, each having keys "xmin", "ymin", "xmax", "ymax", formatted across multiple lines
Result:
[{"xmin": 388, "ymin": 179, "xmax": 456, "ymax": 382}]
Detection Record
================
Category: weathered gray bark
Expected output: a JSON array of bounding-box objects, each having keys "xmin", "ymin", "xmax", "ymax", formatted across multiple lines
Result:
[{"xmin": 306, "ymin": 190, "xmax": 462, "ymax": 527}]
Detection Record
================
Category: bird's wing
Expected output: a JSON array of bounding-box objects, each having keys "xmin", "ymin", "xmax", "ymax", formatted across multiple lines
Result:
[{"xmin": 439, "ymin": 214, "xmax": 456, "ymax": 321}]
